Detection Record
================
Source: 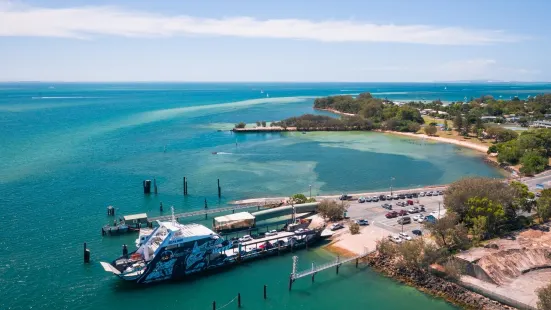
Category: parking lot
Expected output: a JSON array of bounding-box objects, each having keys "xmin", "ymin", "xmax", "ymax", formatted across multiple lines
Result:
[{"xmin": 341, "ymin": 189, "xmax": 446, "ymax": 236}]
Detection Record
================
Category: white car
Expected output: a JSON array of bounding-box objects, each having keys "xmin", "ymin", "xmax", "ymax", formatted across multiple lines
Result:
[
  {"xmin": 419, "ymin": 192, "xmax": 426, "ymax": 197},
  {"xmin": 389, "ymin": 235, "xmax": 402, "ymax": 243},
  {"xmin": 412, "ymin": 214, "xmax": 422, "ymax": 221},
  {"xmin": 417, "ymin": 216, "xmax": 425, "ymax": 223},
  {"xmin": 330, "ymin": 223, "xmax": 344, "ymax": 231},
  {"xmin": 399, "ymin": 232, "xmax": 412, "ymax": 241},
  {"xmin": 239, "ymin": 235, "xmax": 253, "ymax": 242},
  {"xmin": 265, "ymin": 230, "xmax": 278, "ymax": 236}
]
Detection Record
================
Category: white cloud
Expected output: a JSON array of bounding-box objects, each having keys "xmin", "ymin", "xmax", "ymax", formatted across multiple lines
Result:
[{"xmin": 0, "ymin": 2, "xmax": 522, "ymax": 45}]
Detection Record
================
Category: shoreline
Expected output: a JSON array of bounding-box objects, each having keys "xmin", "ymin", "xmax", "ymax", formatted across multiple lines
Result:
[{"xmin": 381, "ymin": 130, "xmax": 490, "ymax": 153}]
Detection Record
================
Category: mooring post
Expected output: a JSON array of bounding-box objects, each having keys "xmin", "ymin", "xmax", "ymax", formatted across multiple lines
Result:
[
  {"xmin": 356, "ymin": 258, "xmax": 359, "ymax": 268},
  {"xmin": 183, "ymin": 177, "xmax": 186, "ymax": 195},
  {"xmin": 263, "ymin": 285, "xmax": 267, "ymax": 299},
  {"xmin": 83, "ymin": 243, "xmax": 90, "ymax": 263},
  {"xmin": 288, "ymin": 274, "xmax": 293, "ymax": 291},
  {"xmin": 311, "ymin": 273, "xmax": 315, "ymax": 283},
  {"xmin": 204, "ymin": 198, "xmax": 208, "ymax": 219},
  {"xmin": 153, "ymin": 178, "xmax": 158, "ymax": 194},
  {"xmin": 212, "ymin": 301, "xmax": 216, "ymax": 310},
  {"xmin": 336, "ymin": 265, "xmax": 339, "ymax": 274},
  {"xmin": 217, "ymin": 178, "xmax": 221, "ymax": 198},
  {"xmin": 160, "ymin": 202, "xmax": 163, "ymax": 212},
  {"xmin": 237, "ymin": 293, "xmax": 241, "ymax": 308}
]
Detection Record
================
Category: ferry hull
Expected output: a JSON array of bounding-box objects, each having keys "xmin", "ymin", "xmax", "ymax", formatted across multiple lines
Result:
[{"xmin": 104, "ymin": 232, "xmax": 322, "ymax": 284}]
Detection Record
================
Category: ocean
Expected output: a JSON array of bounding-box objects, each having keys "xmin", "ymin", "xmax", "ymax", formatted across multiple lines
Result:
[{"xmin": 1, "ymin": 82, "xmax": 549, "ymax": 310}]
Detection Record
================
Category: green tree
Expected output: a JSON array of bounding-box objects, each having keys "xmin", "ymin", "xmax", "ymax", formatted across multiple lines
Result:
[
  {"xmin": 537, "ymin": 281, "xmax": 551, "ymax": 310},
  {"xmin": 318, "ymin": 199, "xmax": 348, "ymax": 221},
  {"xmin": 290, "ymin": 193, "xmax": 308, "ymax": 204},
  {"xmin": 536, "ymin": 196, "xmax": 551, "ymax": 222},
  {"xmin": 465, "ymin": 197, "xmax": 505, "ymax": 235},
  {"xmin": 444, "ymin": 177, "xmax": 516, "ymax": 222},
  {"xmin": 497, "ymin": 140, "xmax": 523, "ymax": 164},
  {"xmin": 261, "ymin": 121, "xmax": 267, "ymax": 127},
  {"xmin": 424, "ymin": 213, "xmax": 470, "ymax": 250},
  {"xmin": 519, "ymin": 117, "xmax": 529, "ymax": 127},
  {"xmin": 487, "ymin": 145, "xmax": 498, "ymax": 154},
  {"xmin": 256, "ymin": 121, "xmax": 261, "ymax": 127},
  {"xmin": 510, "ymin": 181, "xmax": 536, "ymax": 213},
  {"xmin": 453, "ymin": 114, "xmax": 464, "ymax": 133},
  {"xmin": 424, "ymin": 124, "xmax": 437, "ymax": 136},
  {"xmin": 235, "ymin": 122, "xmax": 246, "ymax": 129},
  {"xmin": 520, "ymin": 150, "xmax": 548, "ymax": 175},
  {"xmin": 470, "ymin": 216, "xmax": 488, "ymax": 245}
]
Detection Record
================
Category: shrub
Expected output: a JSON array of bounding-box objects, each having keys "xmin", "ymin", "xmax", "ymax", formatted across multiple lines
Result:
[
  {"xmin": 349, "ymin": 222, "xmax": 360, "ymax": 235},
  {"xmin": 235, "ymin": 122, "xmax": 246, "ymax": 129},
  {"xmin": 318, "ymin": 199, "xmax": 348, "ymax": 221}
]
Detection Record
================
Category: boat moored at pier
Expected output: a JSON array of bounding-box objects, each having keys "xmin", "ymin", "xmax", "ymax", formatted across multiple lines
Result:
[{"xmin": 101, "ymin": 211, "xmax": 322, "ymax": 284}]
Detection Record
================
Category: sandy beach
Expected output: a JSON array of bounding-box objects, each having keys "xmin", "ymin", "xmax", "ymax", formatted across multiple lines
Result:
[{"xmin": 383, "ymin": 131, "xmax": 490, "ymax": 153}]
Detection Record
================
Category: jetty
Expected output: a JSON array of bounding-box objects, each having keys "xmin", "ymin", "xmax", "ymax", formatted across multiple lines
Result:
[
  {"xmin": 148, "ymin": 204, "xmax": 257, "ymax": 222},
  {"xmin": 232, "ymin": 126, "xmax": 296, "ymax": 133},
  {"xmin": 288, "ymin": 248, "xmax": 375, "ymax": 290}
]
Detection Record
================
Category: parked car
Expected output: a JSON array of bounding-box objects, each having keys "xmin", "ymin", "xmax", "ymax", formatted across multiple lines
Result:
[
  {"xmin": 386, "ymin": 195, "xmax": 392, "ymax": 200},
  {"xmin": 426, "ymin": 191, "xmax": 432, "ymax": 196},
  {"xmin": 239, "ymin": 235, "xmax": 253, "ymax": 242},
  {"xmin": 398, "ymin": 194, "xmax": 405, "ymax": 199},
  {"xmin": 356, "ymin": 219, "xmax": 369, "ymax": 226},
  {"xmin": 412, "ymin": 229, "xmax": 423, "ymax": 236},
  {"xmin": 398, "ymin": 217, "xmax": 412, "ymax": 225},
  {"xmin": 396, "ymin": 201, "xmax": 405, "ymax": 207},
  {"xmin": 419, "ymin": 192, "xmax": 426, "ymax": 197},
  {"xmin": 379, "ymin": 194, "xmax": 386, "ymax": 201},
  {"xmin": 407, "ymin": 199, "xmax": 414, "ymax": 205},
  {"xmin": 372, "ymin": 196, "xmax": 379, "ymax": 202},
  {"xmin": 408, "ymin": 207, "xmax": 420, "ymax": 213},
  {"xmin": 330, "ymin": 223, "xmax": 345, "ymax": 231},
  {"xmin": 340, "ymin": 194, "xmax": 352, "ymax": 201},
  {"xmin": 358, "ymin": 196, "xmax": 365, "ymax": 203},
  {"xmin": 385, "ymin": 211, "xmax": 398, "ymax": 218},
  {"xmin": 406, "ymin": 193, "xmax": 413, "ymax": 199},
  {"xmin": 399, "ymin": 232, "xmax": 412, "ymax": 241},
  {"xmin": 265, "ymin": 230, "xmax": 278, "ymax": 236},
  {"xmin": 412, "ymin": 214, "xmax": 423, "ymax": 221},
  {"xmin": 259, "ymin": 242, "xmax": 274, "ymax": 250},
  {"xmin": 436, "ymin": 190, "xmax": 443, "ymax": 195},
  {"xmin": 412, "ymin": 193, "xmax": 419, "ymax": 198},
  {"xmin": 417, "ymin": 216, "xmax": 426, "ymax": 223},
  {"xmin": 382, "ymin": 203, "xmax": 392, "ymax": 210},
  {"xmin": 365, "ymin": 197, "xmax": 372, "ymax": 202},
  {"xmin": 389, "ymin": 235, "xmax": 402, "ymax": 243},
  {"xmin": 392, "ymin": 195, "xmax": 400, "ymax": 200},
  {"xmin": 418, "ymin": 205, "xmax": 425, "ymax": 212},
  {"xmin": 398, "ymin": 210, "xmax": 408, "ymax": 216}
]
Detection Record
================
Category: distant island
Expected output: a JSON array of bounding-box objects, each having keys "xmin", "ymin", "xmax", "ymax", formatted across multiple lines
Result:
[{"xmin": 235, "ymin": 92, "xmax": 551, "ymax": 176}]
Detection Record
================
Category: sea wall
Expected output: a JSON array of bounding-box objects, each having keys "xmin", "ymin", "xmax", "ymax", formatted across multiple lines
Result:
[{"xmin": 364, "ymin": 253, "xmax": 514, "ymax": 310}]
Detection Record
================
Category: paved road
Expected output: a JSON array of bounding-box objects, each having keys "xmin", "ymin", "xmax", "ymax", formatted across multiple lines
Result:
[{"xmin": 522, "ymin": 170, "xmax": 551, "ymax": 191}]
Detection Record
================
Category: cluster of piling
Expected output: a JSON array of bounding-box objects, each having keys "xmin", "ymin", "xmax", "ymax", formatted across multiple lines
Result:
[{"xmin": 211, "ymin": 286, "xmax": 268, "ymax": 309}]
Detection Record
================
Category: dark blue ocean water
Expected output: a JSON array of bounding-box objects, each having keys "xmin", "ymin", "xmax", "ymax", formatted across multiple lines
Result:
[{"xmin": 1, "ymin": 82, "xmax": 548, "ymax": 310}]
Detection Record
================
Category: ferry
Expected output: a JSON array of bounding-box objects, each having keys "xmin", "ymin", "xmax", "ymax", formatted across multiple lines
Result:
[{"xmin": 101, "ymin": 211, "xmax": 321, "ymax": 284}]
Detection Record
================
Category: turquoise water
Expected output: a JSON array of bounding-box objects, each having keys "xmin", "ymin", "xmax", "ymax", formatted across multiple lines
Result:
[{"xmin": 1, "ymin": 82, "xmax": 548, "ymax": 310}]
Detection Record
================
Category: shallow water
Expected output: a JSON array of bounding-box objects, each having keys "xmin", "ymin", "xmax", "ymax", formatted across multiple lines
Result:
[{"xmin": 2, "ymin": 82, "xmax": 546, "ymax": 309}]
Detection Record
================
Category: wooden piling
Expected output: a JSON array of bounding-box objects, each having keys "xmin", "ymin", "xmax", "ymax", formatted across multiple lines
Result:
[
  {"xmin": 288, "ymin": 274, "xmax": 293, "ymax": 290},
  {"xmin": 153, "ymin": 178, "xmax": 158, "ymax": 194},
  {"xmin": 217, "ymin": 179, "xmax": 221, "ymax": 198},
  {"xmin": 356, "ymin": 258, "xmax": 359, "ymax": 268},
  {"xmin": 212, "ymin": 301, "xmax": 216, "ymax": 310},
  {"xmin": 263, "ymin": 285, "xmax": 267, "ymax": 299},
  {"xmin": 83, "ymin": 243, "xmax": 90, "ymax": 263},
  {"xmin": 237, "ymin": 293, "xmax": 241, "ymax": 308},
  {"xmin": 336, "ymin": 264, "xmax": 339, "ymax": 274}
]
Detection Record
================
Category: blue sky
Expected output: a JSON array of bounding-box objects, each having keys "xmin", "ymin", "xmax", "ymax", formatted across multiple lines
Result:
[{"xmin": 0, "ymin": 0, "xmax": 549, "ymax": 82}]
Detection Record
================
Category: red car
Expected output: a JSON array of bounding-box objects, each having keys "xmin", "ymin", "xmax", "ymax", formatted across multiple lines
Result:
[
  {"xmin": 398, "ymin": 210, "xmax": 408, "ymax": 216},
  {"xmin": 385, "ymin": 211, "xmax": 398, "ymax": 218}
]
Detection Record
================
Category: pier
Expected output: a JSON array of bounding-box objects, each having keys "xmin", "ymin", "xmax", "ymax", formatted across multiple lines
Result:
[
  {"xmin": 147, "ymin": 204, "xmax": 261, "ymax": 222},
  {"xmin": 288, "ymin": 248, "xmax": 375, "ymax": 290}
]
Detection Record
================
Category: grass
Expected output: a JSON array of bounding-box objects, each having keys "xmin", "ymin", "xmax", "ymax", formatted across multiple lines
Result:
[{"xmin": 418, "ymin": 116, "xmax": 495, "ymax": 148}]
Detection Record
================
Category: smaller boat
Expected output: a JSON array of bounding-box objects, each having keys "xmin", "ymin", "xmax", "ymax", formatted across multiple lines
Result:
[
  {"xmin": 212, "ymin": 152, "xmax": 218, "ymax": 155},
  {"xmin": 102, "ymin": 223, "xmax": 129, "ymax": 235}
]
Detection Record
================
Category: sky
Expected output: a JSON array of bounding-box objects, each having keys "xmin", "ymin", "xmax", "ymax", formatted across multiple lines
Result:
[{"xmin": 0, "ymin": 0, "xmax": 549, "ymax": 82}]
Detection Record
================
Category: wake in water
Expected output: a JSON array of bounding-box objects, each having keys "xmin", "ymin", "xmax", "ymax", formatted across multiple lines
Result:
[{"xmin": 31, "ymin": 96, "xmax": 104, "ymax": 99}]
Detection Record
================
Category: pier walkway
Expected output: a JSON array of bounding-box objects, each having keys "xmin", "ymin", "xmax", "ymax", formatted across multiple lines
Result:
[
  {"xmin": 147, "ymin": 204, "xmax": 258, "ymax": 222},
  {"xmin": 288, "ymin": 248, "xmax": 375, "ymax": 289}
]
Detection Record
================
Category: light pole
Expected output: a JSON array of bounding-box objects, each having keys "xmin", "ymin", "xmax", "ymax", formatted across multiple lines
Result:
[
  {"xmin": 309, "ymin": 185, "xmax": 312, "ymax": 199},
  {"xmin": 390, "ymin": 177, "xmax": 395, "ymax": 196},
  {"xmin": 438, "ymin": 201, "xmax": 441, "ymax": 220}
]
